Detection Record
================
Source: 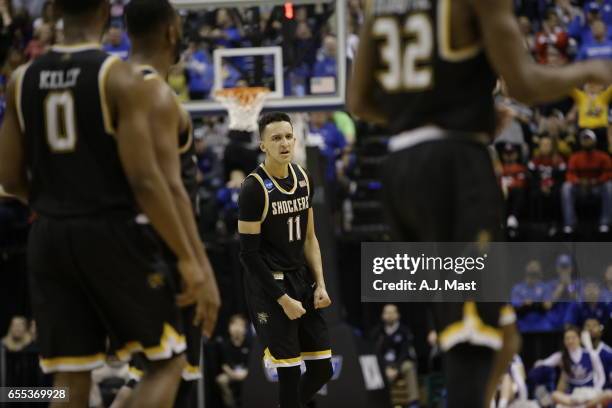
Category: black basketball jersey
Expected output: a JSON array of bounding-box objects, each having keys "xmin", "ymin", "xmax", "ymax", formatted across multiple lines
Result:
[
  {"xmin": 138, "ymin": 66, "xmax": 198, "ymax": 211},
  {"xmin": 249, "ymin": 163, "xmax": 312, "ymax": 273},
  {"xmin": 19, "ymin": 44, "xmax": 136, "ymax": 218},
  {"xmin": 369, "ymin": 0, "xmax": 497, "ymax": 135}
]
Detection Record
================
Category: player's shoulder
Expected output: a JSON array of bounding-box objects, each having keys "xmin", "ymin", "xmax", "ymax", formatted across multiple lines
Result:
[
  {"xmin": 8, "ymin": 62, "xmax": 31, "ymax": 85},
  {"xmin": 291, "ymin": 162, "xmax": 309, "ymax": 178},
  {"xmin": 241, "ymin": 171, "xmax": 267, "ymax": 192},
  {"xmin": 142, "ymin": 72, "xmax": 176, "ymax": 103},
  {"xmin": 239, "ymin": 172, "xmax": 270, "ymax": 204},
  {"xmin": 138, "ymin": 73, "xmax": 180, "ymax": 116},
  {"xmin": 102, "ymin": 57, "xmax": 146, "ymax": 96}
]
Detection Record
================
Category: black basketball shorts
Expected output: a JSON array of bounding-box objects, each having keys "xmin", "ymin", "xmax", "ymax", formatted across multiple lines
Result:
[
  {"xmin": 28, "ymin": 215, "xmax": 186, "ymax": 373},
  {"xmin": 244, "ymin": 267, "xmax": 331, "ymax": 368},
  {"xmin": 381, "ymin": 128, "xmax": 516, "ymax": 351},
  {"xmin": 127, "ymin": 305, "xmax": 202, "ymax": 385}
]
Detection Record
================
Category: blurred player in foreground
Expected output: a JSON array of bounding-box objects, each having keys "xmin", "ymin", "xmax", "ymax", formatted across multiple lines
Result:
[
  {"xmin": 110, "ymin": 1, "xmax": 221, "ymax": 407},
  {"xmin": 0, "ymin": 0, "xmax": 214, "ymax": 406},
  {"xmin": 349, "ymin": 0, "xmax": 612, "ymax": 407}
]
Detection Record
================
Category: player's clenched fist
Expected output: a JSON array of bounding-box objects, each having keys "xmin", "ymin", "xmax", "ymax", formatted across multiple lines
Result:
[
  {"xmin": 277, "ymin": 294, "xmax": 306, "ymax": 320},
  {"xmin": 314, "ymin": 285, "xmax": 331, "ymax": 309}
]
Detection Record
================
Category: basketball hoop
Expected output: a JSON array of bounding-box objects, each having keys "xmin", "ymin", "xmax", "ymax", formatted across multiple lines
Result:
[{"xmin": 214, "ymin": 87, "xmax": 270, "ymax": 133}]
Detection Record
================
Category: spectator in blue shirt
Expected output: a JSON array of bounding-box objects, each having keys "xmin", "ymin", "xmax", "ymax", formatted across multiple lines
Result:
[
  {"xmin": 565, "ymin": 279, "xmax": 610, "ymax": 328},
  {"xmin": 103, "ymin": 24, "xmax": 130, "ymax": 61},
  {"xmin": 312, "ymin": 35, "xmax": 337, "ymax": 83},
  {"xmin": 184, "ymin": 42, "xmax": 214, "ymax": 100},
  {"xmin": 511, "ymin": 260, "xmax": 554, "ymax": 332},
  {"xmin": 585, "ymin": 0, "xmax": 612, "ymax": 27},
  {"xmin": 546, "ymin": 254, "xmax": 581, "ymax": 330},
  {"xmin": 216, "ymin": 169, "xmax": 245, "ymax": 236},
  {"xmin": 213, "ymin": 9, "xmax": 242, "ymax": 48},
  {"xmin": 568, "ymin": 2, "xmax": 606, "ymax": 44},
  {"xmin": 307, "ymin": 111, "xmax": 347, "ymax": 184},
  {"xmin": 577, "ymin": 20, "xmax": 612, "ymax": 60},
  {"xmin": 285, "ymin": 22, "xmax": 315, "ymax": 96}
]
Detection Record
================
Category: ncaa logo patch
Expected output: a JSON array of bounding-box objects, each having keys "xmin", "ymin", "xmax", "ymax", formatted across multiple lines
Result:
[{"xmin": 263, "ymin": 179, "xmax": 274, "ymax": 191}]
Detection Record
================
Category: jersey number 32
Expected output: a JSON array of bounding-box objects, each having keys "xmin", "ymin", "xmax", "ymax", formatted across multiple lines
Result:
[{"xmin": 374, "ymin": 14, "xmax": 433, "ymax": 91}]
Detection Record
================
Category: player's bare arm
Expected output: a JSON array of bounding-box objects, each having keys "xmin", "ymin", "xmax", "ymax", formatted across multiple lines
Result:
[
  {"xmin": 304, "ymin": 208, "xmax": 331, "ymax": 309},
  {"xmin": 0, "ymin": 66, "xmax": 29, "ymax": 201},
  {"xmin": 144, "ymin": 77, "xmax": 220, "ymax": 336},
  {"xmin": 106, "ymin": 60, "xmax": 202, "ymax": 305},
  {"xmin": 238, "ymin": 217, "xmax": 305, "ymax": 321},
  {"xmin": 472, "ymin": 0, "xmax": 612, "ymax": 104},
  {"xmin": 484, "ymin": 323, "xmax": 521, "ymax": 406},
  {"xmin": 347, "ymin": 8, "xmax": 388, "ymax": 125}
]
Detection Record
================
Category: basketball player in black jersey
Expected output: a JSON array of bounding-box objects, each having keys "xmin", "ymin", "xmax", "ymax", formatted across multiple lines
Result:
[
  {"xmin": 238, "ymin": 112, "xmax": 333, "ymax": 408},
  {"xmin": 349, "ymin": 1, "xmax": 612, "ymax": 407},
  {"xmin": 0, "ymin": 0, "xmax": 208, "ymax": 407},
  {"xmin": 105, "ymin": 2, "xmax": 221, "ymax": 407}
]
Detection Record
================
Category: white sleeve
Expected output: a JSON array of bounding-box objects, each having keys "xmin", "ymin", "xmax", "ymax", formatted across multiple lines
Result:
[
  {"xmin": 582, "ymin": 331, "xmax": 605, "ymax": 390},
  {"xmin": 535, "ymin": 351, "xmax": 562, "ymax": 368}
]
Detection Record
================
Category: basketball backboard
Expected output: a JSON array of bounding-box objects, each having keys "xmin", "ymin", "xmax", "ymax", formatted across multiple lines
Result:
[{"xmin": 171, "ymin": 0, "xmax": 347, "ymax": 115}]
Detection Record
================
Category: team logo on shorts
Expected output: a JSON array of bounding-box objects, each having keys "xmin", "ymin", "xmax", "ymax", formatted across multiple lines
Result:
[
  {"xmin": 147, "ymin": 272, "xmax": 165, "ymax": 289},
  {"xmin": 263, "ymin": 179, "xmax": 274, "ymax": 191},
  {"xmin": 257, "ymin": 312, "xmax": 269, "ymax": 324}
]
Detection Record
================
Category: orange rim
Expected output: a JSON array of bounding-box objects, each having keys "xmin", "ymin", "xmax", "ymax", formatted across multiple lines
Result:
[{"xmin": 215, "ymin": 87, "xmax": 270, "ymax": 106}]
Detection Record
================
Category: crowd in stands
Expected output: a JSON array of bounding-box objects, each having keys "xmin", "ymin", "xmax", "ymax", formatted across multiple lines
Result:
[
  {"xmin": 497, "ymin": 0, "xmax": 612, "ymax": 239},
  {"xmin": 1, "ymin": 0, "xmax": 612, "ymax": 407}
]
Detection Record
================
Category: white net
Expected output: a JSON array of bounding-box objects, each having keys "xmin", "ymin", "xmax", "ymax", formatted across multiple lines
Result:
[{"xmin": 214, "ymin": 87, "xmax": 270, "ymax": 133}]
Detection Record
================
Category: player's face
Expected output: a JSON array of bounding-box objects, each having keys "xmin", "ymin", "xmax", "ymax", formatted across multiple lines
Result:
[{"xmin": 261, "ymin": 121, "xmax": 295, "ymax": 164}]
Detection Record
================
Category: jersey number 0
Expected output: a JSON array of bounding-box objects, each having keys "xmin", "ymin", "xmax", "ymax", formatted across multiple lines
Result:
[{"xmin": 44, "ymin": 91, "xmax": 77, "ymax": 153}]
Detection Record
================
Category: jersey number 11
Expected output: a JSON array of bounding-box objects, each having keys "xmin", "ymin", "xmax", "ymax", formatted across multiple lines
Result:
[{"xmin": 287, "ymin": 216, "xmax": 301, "ymax": 242}]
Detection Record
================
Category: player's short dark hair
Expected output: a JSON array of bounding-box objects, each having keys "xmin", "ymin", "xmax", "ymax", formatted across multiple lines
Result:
[
  {"xmin": 125, "ymin": 0, "xmax": 176, "ymax": 37},
  {"xmin": 258, "ymin": 112, "xmax": 292, "ymax": 139},
  {"xmin": 56, "ymin": 0, "xmax": 104, "ymax": 16}
]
